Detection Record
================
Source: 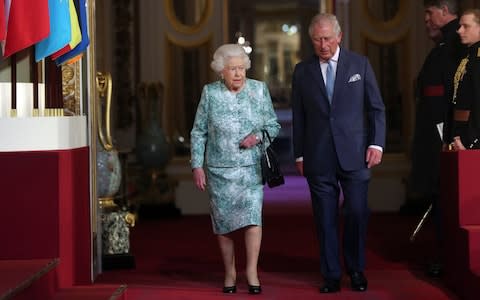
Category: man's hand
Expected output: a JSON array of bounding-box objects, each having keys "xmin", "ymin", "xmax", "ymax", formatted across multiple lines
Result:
[
  {"xmin": 366, "ymin": 148, "xmax": 383, "ymax": 168},
  {"xmin": 295, "ymin": 161, "xmax": 304, "ymax": 176},
  {"xmin": 451, "ymin": 136, "xmax": 466, "ymax": 151},
  {"xmin": 192, "ymin": 167, "xmax": 206, "ymax": 191}
]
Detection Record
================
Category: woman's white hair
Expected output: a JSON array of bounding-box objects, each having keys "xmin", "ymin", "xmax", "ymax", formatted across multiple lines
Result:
[{"xmin": 210, "ymin": 44, "xmax": 251, "ymax": 74}]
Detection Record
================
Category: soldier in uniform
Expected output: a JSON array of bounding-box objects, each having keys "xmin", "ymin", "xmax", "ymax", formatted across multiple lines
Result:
[
  {"xmin": 445, "ymin": 9, "xmax": 480, "ymax": 150},
  {"xmin": 409, "ymin": 0, "xmax": 464, "ymax": 277}
]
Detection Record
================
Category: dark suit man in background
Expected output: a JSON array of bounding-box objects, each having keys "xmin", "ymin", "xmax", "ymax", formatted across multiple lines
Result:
[
  {"xmin": 410, "ymin": 0, "xmax": 463, "ymax": 277},
  {"xmin": 291, "ymin": 13, "xmax": 386, "ymax": 293}
]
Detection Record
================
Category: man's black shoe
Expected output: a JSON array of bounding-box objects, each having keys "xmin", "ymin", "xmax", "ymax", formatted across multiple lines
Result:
[
  {"xmin": 350, "ymin": 272, "xmax": 368, "ymax": 292},
  {"xmin": 319, "ymin": 279, "xmax": 340, "ymax": 293}
]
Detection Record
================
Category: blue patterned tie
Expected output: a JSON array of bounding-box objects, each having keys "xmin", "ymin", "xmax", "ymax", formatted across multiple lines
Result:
[{"xmin": 325, "ymin": 60, "xmax": 334, "ymax": 103}]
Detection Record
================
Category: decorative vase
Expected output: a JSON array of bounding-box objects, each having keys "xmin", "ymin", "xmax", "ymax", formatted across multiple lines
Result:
[
  {"xmin": 135, "ymin": 82, "xmax": 171, "ymax": 171},
  {"xmin": 96, "ymin": 72, "xmax": 136, "ymax": 266},
  {"xmin": 96, "ymin": 147, "xmax": 122, "ymax": 198},
  {"xmin": 134, "ymin": 82, "xmax": 181, "ymax": 218},
  {"xmin": 96, "ymin": 72, "xmax": 123, "ymax": 208}
]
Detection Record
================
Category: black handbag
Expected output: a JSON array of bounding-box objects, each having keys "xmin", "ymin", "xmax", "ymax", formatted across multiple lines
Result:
[{"xmin": 260, "ymin": 130, "xmax": 285, "ymax": 188}]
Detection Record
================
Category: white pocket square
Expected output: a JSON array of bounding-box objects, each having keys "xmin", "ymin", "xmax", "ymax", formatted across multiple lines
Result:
[{"xmin": 348, "ymin": 74, "xmax": 361, "ymax": 83}]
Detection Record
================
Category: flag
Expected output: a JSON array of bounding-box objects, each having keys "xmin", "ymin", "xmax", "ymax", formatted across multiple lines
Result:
[
  {"xmin": 35, "ymin": 0, "xmax": 71, "ymax": 62},
  {"xmin": 51, "ymin": 0, "xmax": 81, "ymax": 60},
  {"xmin": 62, "ymin": 53, "xmax": 83, "ymax": 65},
  {"xmin": 0, "ymin": 1, "xmax": 6, "ymax": 41},
  {"xmin": 1, "ymin": 0, "xmax": 11, "ymax": 49},
  {"xmin": 3, "ymin": 0, "xmax": 50, "ymax": 57},
  {"xmin": 56, "ymin": 0, "xmax": 89, "ymax": 65}
]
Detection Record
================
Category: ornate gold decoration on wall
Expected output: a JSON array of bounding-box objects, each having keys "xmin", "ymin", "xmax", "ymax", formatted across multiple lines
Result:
[
  {"xmin": 361, "ymin": 0, "xmax": 408, "ymax": 32},
  {"xmin": 164, "ymin": 0, "xmax": 213, "ymax": 34},
  {"xmin": 350, "ymin": 0, "xmax": 414, "ymax": 154},
  {"xmin": 360, "ymin": 28, "xmax": 410, "ymax": 49},
  {"xmin": 96, "ymin": 72, "xmax": 114, "ymax": 152},
  {"xmin": 159, "ymin": 0, "xmax": 223, "ymax": 151},
  {"xmin": 62, "ymin": 61, "xmax": 81, "ymax": 116},
  {"xmin": 165, "ymin": 31, "xmax": 213, "ymax": 48}
]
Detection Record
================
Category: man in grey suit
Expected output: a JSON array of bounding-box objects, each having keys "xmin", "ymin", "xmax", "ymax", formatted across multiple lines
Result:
[{"xmin": 292, "ymin": 13, "xmax": 386, "ymax": 293}]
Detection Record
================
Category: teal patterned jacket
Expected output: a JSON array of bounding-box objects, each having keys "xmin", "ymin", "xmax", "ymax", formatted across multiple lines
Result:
[{"xmin": 190, "ymin": 79, "xmax": 280, "ymax": 168}]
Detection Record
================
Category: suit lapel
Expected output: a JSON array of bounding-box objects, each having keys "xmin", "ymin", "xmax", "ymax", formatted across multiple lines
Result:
[
  {"xmin": 306, "ymin": 57, "xmax": 329, "ymax": 100},
  {"xmin": 335, "ymin": 49, "xmax": 350, "ymax": 99}
]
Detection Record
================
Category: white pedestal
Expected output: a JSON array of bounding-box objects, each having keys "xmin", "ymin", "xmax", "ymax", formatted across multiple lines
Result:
[{"xmin": 0, "ymin": 116, "xmax": 87, "ymax": 151}]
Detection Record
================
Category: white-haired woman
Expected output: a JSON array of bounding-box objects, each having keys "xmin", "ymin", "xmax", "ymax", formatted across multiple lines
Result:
[{"xmin": 190, "ymin": 44, "xmax": 280, "ymax": 294}]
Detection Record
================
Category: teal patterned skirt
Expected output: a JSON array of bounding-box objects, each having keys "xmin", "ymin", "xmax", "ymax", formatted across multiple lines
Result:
[{"xmin": 206, "ymin": 164, "xmax": 263, "ymax": 234}]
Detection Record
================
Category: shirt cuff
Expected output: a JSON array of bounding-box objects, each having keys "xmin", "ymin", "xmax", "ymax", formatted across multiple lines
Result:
[{"xmin": 368, "ymin": 145, "xmax": 383, "ymax": 152}]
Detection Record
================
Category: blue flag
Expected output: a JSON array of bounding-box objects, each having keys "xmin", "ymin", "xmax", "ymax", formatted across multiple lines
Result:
[
  {"xmin": 56, "ymin": 0, "xmax": 89, "ymax": 65},
  {"xmin": 35, "ymin": 0, "xmax": 71, "ymax": 61}
]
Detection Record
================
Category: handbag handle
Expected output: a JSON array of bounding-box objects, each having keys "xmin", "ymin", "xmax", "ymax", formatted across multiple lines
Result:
[{"xmin": 261, "ymin": 129, "xmax": 273, "ymax": 145}]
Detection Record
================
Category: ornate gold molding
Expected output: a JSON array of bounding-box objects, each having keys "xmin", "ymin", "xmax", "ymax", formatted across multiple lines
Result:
[
  {"xmin": 361, "ymin": 27, "xmax": 410, "ymax": 46},
  {"xmin": 164, "ymin": 0, "xmax": 213, "ymax": 34},
  {"xmin": 165, "ymin": 31, "xmax": 213, "ymax": 48},
  {"xmin": 96, "ymin": 72, "xmax": 114, "ymax": 151},
  {"xmin": 360, "ymin": 0, "xmax": 409, "ymax": 31},
  {"xmin": 87, "ymin": 0, "xmax": 98, "ymax": 242},
  {"xmin": 62, "ymin": 62, "xmax": 81, "ymax": 116}
]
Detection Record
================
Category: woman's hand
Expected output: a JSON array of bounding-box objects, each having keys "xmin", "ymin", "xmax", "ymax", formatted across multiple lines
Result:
[
  {"xmin": 192, "ymin": 167, "xmax": 206, "ymax": 191},
  {"xmin": 240, "ymin": 134, "xmax": 260, "ymax": 149}
]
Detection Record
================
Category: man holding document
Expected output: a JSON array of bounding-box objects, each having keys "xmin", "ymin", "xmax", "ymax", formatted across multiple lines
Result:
[{"xmin": 409, "ymin": 0, "xmax": 464, "ymax": 277}]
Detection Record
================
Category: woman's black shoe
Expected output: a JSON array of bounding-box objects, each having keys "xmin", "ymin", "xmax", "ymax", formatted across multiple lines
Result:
[
  {"xmin": 222, "ymin": 286, "xmax": 237, "ymax": 293},
  {"xmin": 248, "ymin": 284, "xmax": 262, "ymax": 294}
]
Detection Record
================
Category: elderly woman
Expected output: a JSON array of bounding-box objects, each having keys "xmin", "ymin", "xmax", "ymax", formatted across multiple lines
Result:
[{"xmin": 190, "ymin": 44, "xmax": 280, "ymax": 294}]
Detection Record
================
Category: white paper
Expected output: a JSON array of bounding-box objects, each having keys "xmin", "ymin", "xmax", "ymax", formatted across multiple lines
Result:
[{"xmin": 437, "ymin": 122, "xmax": 444, "ymax": 141}]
